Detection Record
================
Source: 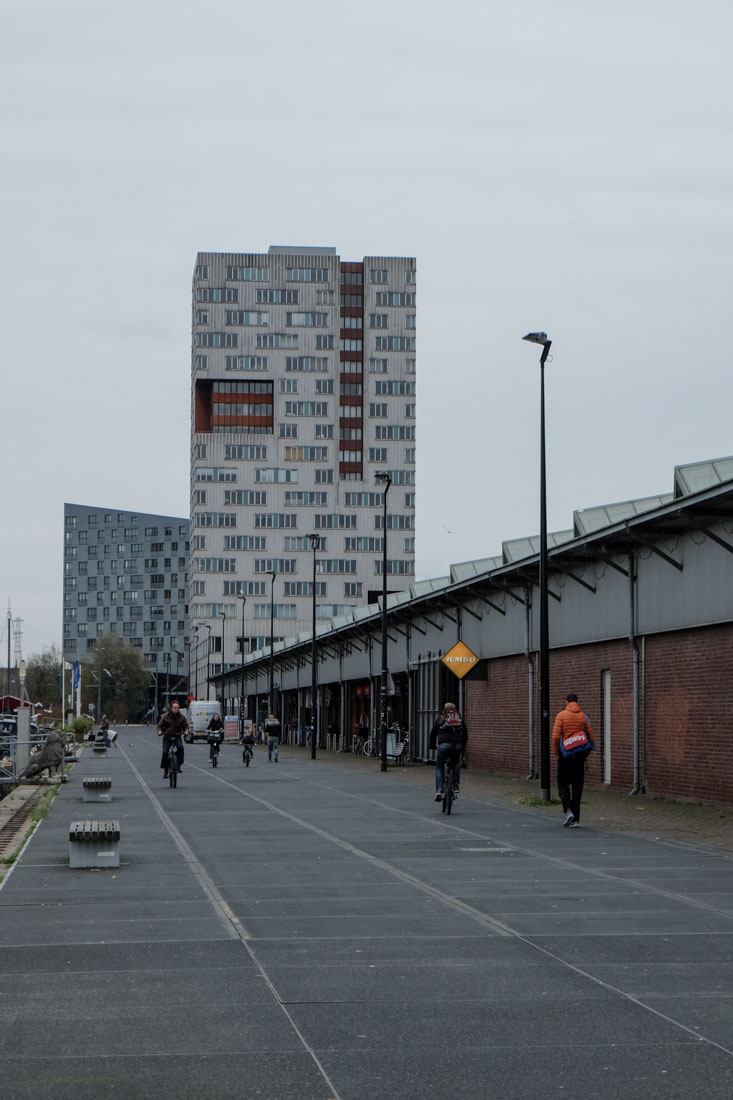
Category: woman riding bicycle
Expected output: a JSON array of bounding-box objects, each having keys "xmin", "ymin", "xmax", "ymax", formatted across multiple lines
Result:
[
  {"xmin": 207, "ymin": 713, "xmax": 224, "ymax": 761},
  {"xmin": 157, "ymin": 700, "xmax": 187, "ymax": 778},
  {"xmin": 429, "ymin": 702, "xmax": 468, "ymax": 802}
]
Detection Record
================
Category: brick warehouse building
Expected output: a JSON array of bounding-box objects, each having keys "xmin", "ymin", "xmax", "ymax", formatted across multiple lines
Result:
[{"xmin": 220, "ymin": 456, "xmax": 733, "ymax": 808}]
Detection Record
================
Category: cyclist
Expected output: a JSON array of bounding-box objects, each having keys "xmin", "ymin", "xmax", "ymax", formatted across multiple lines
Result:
[
  {"xmin": 207, "ymin": 712, "xmax": 224, "ymax": 762},
  {"xmin": 429, "ymin": 701, "xmax": 468, "ymax": 802},
  {"xmin": 242, "ymin": 725, "xmax": 255, "ymax": 764},
  {"xmin": 157, "ymin": 700, "xmax": 187, "ymax": 779}
]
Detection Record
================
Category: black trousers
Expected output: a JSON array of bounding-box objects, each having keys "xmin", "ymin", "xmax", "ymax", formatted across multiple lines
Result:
[{"xmin": 557, "ymin": 754, "xmax": 586, "ymax": 822}]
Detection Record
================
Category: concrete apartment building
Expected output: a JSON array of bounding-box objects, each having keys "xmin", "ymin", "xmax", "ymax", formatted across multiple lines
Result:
[
  {"xmin": 63, "ymin": 504, "xmax": 190, "ymax": 705},
  {"xmin": 190, "ymin": 246, "xmax": 416, "ymax": 695}
]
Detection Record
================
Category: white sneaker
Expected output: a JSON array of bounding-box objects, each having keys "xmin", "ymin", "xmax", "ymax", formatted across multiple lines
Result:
[
  {"xmin": 562, "ymin": 811, "xmax": 574, "ymax": 827},
  {"xmin": 435, "ymin": 791, "xmax": 443, "ymax": 802}
]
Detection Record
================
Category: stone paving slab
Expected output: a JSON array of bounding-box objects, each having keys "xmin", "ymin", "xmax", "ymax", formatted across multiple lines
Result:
[
  {"xmin": 315, "ymin": 1045, "xmax": 733, "ymax": 1100},
  {"xmin": 0, "ymin": 1054, "xmax": 332, "ymax": 1100},
  {"xmin": 1, "ymin": 728, "xmax": 731, "ymax": 1100}
]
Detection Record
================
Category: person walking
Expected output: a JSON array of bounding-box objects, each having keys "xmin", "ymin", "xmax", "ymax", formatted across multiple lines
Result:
[
  {"xmin": 552, "ymin": 693, "xmax": 595, "ymax": 827},
  {"xmin": 98, "ymin": 714, "xmax": 110, "ymax": 747},
  {"xmin": 429, "ymin": 702, "xmax": 468, "ymax": 802},
  {"xmin": 157, "ymin": 699, "xmax": 188, "ymax": 778},
  {"xmin": 264, "ymin": 713, "xmax": 281, "ymax": 762}
]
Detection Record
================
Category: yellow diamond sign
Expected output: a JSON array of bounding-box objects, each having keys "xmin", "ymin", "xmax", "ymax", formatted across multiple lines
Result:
[{"xmin": 441, "ymin": 640, "xmax": 480, "ymax": 679}]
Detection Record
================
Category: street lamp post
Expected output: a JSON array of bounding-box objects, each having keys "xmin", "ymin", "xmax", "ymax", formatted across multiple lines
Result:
[
  {"xmin": 523, "ymin": 331, "xmax": 553, "ymax": 801},
  {"xmin": 198, "ymin": 623, "xmax": 212, "ymax": 700},
  {"xmin": 375, "ymin": 471, "xmax": 392, "ymax": 772},
  {"xmin": 237, "ymin": 594, "xmax": 247, "ymax": 736},
  {"xmin": 269, "ymin": 571, "xmax": 276, "ymax": 716},
  {"xmin": 164, "ymin": 652, "xmax": 171, "ymax": 707},
  {"xmin": 91, "ymin": 667, "xmax": 112, "ymax": 720},
  {"xmin": 307, "ymin": 534, "xmax": 321, "ymax": 760},
  {"xmin": 219, "ymin": 610, "xmax": 226, "ymax": 712}
]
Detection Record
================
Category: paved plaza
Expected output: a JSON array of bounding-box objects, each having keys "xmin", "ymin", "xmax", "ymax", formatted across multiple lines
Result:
[{"xmin": 0, "ymin": 729, "xmax": 731, "ymax": 1099}]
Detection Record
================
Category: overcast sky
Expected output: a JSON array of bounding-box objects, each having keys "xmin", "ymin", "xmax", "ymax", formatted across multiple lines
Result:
[{"xmin": 3, "ymin": 0, "xmax": 732, "ymax": 658}]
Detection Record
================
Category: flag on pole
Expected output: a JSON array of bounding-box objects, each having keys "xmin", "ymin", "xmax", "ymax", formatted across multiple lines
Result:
[{"xmin": 72, "ymin": 662, "xmax": 81, "ymax": 690}]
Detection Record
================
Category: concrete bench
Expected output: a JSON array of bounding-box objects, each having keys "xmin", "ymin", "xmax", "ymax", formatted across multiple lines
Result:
[
  {"xmin": 68, "ymin": 819, "xmax": 121, "ymax": 868},
  {"xmin": 82, "ymin": 777, "xmax": 112, "ymax": 803},
  {"xmin": 92, "ymin": 745, "xmax": 107, "ymax": 755}
]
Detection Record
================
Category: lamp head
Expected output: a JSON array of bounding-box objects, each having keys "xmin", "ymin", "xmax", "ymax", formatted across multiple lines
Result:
[
  {"xmin": 306, "ymin": 533, "xmax": 321, "ymax": 550},
  {"xmin": 522, "ymin": 332, "xmax": 551, "ymax": 346},
  {"xmin": 375, "ymin": 471, "xmax": 392, "ymax": 487}
]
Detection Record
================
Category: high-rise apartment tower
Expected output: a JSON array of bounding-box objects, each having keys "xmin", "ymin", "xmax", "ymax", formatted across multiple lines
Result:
[{"xmin": 190, "ymin": 246, "xmax": 416, "ymax": 694}]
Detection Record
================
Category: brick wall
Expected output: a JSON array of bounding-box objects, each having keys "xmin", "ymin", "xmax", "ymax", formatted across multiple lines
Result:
[
  {"xmin": 643, "ymin": 625, "xmax": 733, "ymax": 805},
  {"xmin": 465, "ymin": 625, "xmax": 733, "ymax": 807}
]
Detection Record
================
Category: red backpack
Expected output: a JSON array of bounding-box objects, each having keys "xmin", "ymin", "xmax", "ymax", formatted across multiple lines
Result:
[{"xmin": 560, "ymin": 716, "xmax": 595, "ymax": 758}]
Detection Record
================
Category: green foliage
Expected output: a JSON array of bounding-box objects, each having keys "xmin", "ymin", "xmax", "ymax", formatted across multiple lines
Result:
[
  {"xmin": 25, "ymin": 645, "xmax": 62, "ymax": 708},
  {"xmin": 71, "ymin": 715, "xmax": 93, "ymax": 736},
  {"xmin": 520, "ymin": 796, "xmax": 562, "ymax": 809},
  {"xmin": 32, "ymin": 786, "xmax": 60, "ymax": 822},
  {"xmin": 81, "ymin": 633, "xmax": 150, "ymax": 722}
]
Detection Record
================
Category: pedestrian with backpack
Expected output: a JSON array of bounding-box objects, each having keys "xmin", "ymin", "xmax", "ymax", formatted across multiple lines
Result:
[{"xmin": 552, "ymin": 693, "xmax": 595, "ymax": 828}]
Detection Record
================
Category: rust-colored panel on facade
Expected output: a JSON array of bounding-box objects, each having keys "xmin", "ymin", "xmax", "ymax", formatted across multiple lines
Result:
[
  {"xmin": 339, "ymin": 351, "xmax": 363, "ymax": 363},
  {"xmin": 214, "ymin": 393, "xmax": 272, "ymax": 405},
  {"xmin": 339, "ymin": 306, "xmax": 363, "ymax": 318},
  {"xmin": 340, "ymin": 372, "xmax": 364, "ymax": 384},
  {"xmin": 195, "ymin": 380, "xmax": 213, "ymax": 432},
  {"xmin": 213, "ymin": 416, "xmax": 273, "ymax": 429}
]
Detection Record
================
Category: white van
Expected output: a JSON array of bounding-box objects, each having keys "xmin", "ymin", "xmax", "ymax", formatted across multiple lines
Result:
[{"xmin": 186, "ymin": 701, "xmax": 223, "ymax": 743}]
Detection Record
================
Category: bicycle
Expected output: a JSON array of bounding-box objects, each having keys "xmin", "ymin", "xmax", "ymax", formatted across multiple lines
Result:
[
  {"xmin": 441, "ymin": 750, "xmax": 460, "ymax": 815},
  {"xmin": 362, "ymin": 735, "xmax": 377, "ymax": 757},
  {"xmin": 208, "ymin": 735, "xmax": 222, "ymax": 768},
  {"xmin": 242, "ymin": 742, "xmax": 253, "ymax": 767},
  {"xmin": 166, "ymin": 738, "xmax": 180, "ymax": 789}
]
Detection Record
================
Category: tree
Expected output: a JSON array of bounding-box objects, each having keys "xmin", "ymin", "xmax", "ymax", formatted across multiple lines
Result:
[
  {"xmin": 25, "ymin": 645, "xmax": 62, "ymax": 708},
  {"xmin": 82, "ymin": 634, "xmax": 149, "ymax": 722}
]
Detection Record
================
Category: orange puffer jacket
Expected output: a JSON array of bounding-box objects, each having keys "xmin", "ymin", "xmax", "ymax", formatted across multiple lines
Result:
[{"xmin": 552, "ymin": 701, "xmax": 594, "ymax": 757}]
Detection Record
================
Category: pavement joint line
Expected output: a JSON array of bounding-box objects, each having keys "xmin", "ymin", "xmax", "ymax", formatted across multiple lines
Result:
[
  {"xmin": 119, "ymin": 746, "xmax": 242, "ymax": 943},
  {"xmin": 124, "ymin": 738, "xmax": 733, "ymax": 1059},
  {"xmin": 186, "ymin": 755, "xmax": 733, "ymax": 1058},
  {"xmin": 118, "ymin": 743, "xmax": 345, "ymax": 1100},
  {"xmin": 272, "ymin": 767, "xmax": 733, "ymax": 919},
  {"xmin": 187, "ymin": 759, "xmax": 516, "ymax": 939}
]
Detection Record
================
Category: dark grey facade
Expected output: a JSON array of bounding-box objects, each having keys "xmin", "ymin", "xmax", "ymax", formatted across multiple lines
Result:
[{"xmin": 62, "ymin": 503, "xmax": 190, "ymax": 684}]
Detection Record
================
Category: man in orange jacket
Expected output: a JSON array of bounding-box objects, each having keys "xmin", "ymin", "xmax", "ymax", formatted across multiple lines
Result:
[{"xmin": 552, "ymin": 693, "xmax": 594, "ymax": 828}]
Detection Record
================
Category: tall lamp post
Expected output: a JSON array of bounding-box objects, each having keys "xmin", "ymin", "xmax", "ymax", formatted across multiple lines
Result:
[
  {"xmin": 237, "ymin": 594, "xmax": 247, "ymax": 736},
  {"xmin": 375, "ymin": 471, "xmax": 392, "ymax": 772},
  {"xmin": 163, "ymin": 652, "xmax": 171, "ymax": 707},
  {"xmin": 523, "ymin": 331, "xmax": 553, "ymax": 801},
  {"xmin": 306, "ymin": 533, "xmax": 321, "ymax": 760},
  {"xmin": 269, "ymin": 571, "xmax": 277, "ymax": 716},
  {"xmin": 199, "ymin": 623, "xmax": 212, "ymax": 700},
  {"xmin": 219, "ymin": 610, "xmax": 226, "ymax": 712}
]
